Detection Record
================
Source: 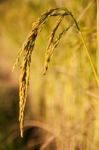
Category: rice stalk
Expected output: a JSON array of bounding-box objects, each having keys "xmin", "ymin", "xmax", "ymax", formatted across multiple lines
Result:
[
  {"xmin": 79, "ymin": 31, "xmax": 99, "ymax": 86},
  {"xmin": 43, "ymin": 16, "xmax": 63, "ymax": 75},
  {"xmin": 19, "ymin": 29, "xmax": 39, "ymax": 137},
  {"xmin": 43, "ymin": 24, "xmax": 71, "ymax": 75},
  {"xmin": 12, "ymin": 7, "xmax": 99, "ymax": 137}
]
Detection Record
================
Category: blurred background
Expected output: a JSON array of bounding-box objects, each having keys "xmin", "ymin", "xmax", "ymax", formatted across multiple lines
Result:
[{"xmin": 0, "ymin": 0, "xmax": 98, "ymax": 149}]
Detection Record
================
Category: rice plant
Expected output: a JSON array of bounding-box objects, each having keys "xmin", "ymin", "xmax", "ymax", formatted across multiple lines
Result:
[{"xmin": 12, "ymin": 7, "xmax": 99, "ymax": 138}]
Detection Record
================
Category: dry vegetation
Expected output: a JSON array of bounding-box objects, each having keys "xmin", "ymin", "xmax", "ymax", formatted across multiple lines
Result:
[{"xmin": 0, "ymin": 0, "xmax": 98, "ymax": 150}]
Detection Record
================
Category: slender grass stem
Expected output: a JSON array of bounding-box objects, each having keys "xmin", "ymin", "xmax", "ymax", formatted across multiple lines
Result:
[{"xmin": 79, "ymin": 31, "xmax": 99, "ymax": 87}]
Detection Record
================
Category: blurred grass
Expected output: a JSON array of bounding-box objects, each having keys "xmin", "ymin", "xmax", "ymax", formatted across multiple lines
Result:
[{"xmin": 0, "ymin": 0, "xmax": 98, "ymax": 150}]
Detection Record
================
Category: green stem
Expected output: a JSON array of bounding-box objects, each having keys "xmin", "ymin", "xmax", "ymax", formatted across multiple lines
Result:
[{"xmin": 79, "ymin": 31, "xmax": 99, "ymax": 87}]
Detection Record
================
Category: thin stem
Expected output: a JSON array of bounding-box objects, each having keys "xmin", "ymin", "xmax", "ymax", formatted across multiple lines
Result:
[{"xmin": 79, "ymin": 31, "xmax": 99, "ymax": 87}]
